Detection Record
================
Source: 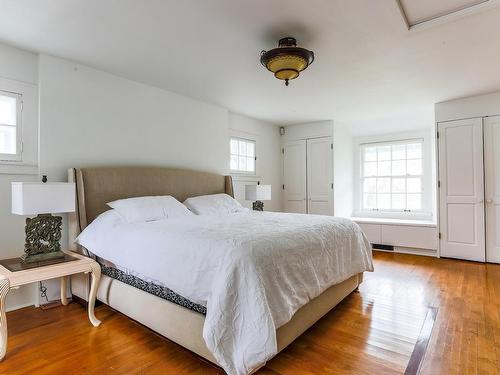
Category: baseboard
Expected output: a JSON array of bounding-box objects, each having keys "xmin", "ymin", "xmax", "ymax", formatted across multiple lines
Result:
[
  {"xmin": 6, "ymin": 302, "xmax": 36, "ymax": 313},
  {"xmin": 373, "ymin": 246, "xmax": 437, "ymax": 257}
]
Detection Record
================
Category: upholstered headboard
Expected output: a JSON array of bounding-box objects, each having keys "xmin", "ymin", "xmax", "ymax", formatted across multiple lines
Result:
[{"xmin": 67, "ymin": 166, "xmax": 233, "ymax": 249}]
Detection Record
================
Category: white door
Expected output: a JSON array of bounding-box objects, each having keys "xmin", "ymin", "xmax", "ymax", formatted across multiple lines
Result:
[
  {"xmin": 438, "ymin": 118, "xmax": 485, "ymax": 262},
  {"xmin": 283, "ymin": 140, "xmax": 307, "ymax": 213},
  {"xmin": 484, "ymin": 116, "xmax": 500, "ymax": 263},
  {"xmin": 307, "ymin": 137, "xmax": 333, "ymax": 215}
]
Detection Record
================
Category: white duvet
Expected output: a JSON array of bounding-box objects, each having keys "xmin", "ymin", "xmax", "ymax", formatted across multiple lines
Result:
[{"xmin": 77, "ymin": 210, "xmax": 373, "ymax": 375}]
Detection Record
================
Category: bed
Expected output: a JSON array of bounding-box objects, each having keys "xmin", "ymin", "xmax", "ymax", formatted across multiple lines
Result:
[{"xmin": 67, "ymin": 166, "xmax": 373, "ymax": 375}]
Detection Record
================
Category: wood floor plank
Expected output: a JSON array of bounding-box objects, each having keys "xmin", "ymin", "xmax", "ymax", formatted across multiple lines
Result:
[{"xmin": 0, "ymin": 251, "xmax": 499, "ymax": 374}]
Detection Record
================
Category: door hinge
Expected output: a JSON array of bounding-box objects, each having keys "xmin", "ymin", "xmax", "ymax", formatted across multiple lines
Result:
[
  {"xmin": 438, "ymin": 180, "xmax": 441, "ymax": 188},
  {"xmin": 437, "ymin": 131, "xmax": 439, "ymax": 139},
  {"xmin": 20, "ymin": 142, "xmax": 24, "ymax": 153},
  {"xmin": 331, "ymin": 183, "xmax": 334, "ymax": 189},
  {"xmin": 20, "ymin": 100, "xmax": 24, "ymax": 112},
  {"xmin": 330, "ymin": 143, "xmax": 333, "ymax": 149},
  {"xmin": 282, "ymin": 184, "xmax": 285, "ymax": 190},
  {"xmin": 281, "ymin": 147, "xmax": 284, "ymax": 154},
  {"xmin": 254, "ymin": 156, "xmax": 257, "ymax": 161},
  {"xmin": 439, "ymin": 232, "xmax": 442, "ymax": 240}
]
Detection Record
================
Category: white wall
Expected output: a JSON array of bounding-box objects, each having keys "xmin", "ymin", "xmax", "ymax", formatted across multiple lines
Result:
[
  {"xmin": 282, "ymin": 121, "xmax": 334, "ymax": 142},
  {"xmin": 333, "ymin": 123, "xmax": 353, "ymax": 217},
  {"xmin": 228, "ymin": 113, "xmax": 282, "ymax": 212},
  {"xmin": 436, "ymin": 91, "xmax": 500, "ymax": 122},
  {"xmin": 1, "ymin": 46, "xmax": 283, "ymax": 310},
  {"xmin": 0, "ymin": 43, "xmax": 40, "ymax": 311}
]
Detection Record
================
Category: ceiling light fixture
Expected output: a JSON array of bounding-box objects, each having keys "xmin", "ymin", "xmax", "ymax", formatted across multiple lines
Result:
[{"xmin": 260, "ymin": 37, "xmax": 314, "ymax": 86}]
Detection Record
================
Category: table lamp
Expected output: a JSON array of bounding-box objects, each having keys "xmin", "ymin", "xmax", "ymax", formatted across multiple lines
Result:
[
  {"xmin": 11, "ymin": 179, "xmax": 76, "ymax": 263},
  {"xmin": 245, "ymin": 183, "xmax": 271, "ymax": 211}
]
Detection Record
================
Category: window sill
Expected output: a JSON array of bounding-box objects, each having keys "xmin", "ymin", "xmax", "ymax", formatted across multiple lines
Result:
[
  {"xmin": 351, "ymin": 217, "xmax": 437, "ymax": 228},
  {"xmin": 0, "ymin": 163, "xmax": 38, "ymax": 175},
  {"xmin": 230, "ymin": 174, "xmax": 261, "ymax": 181}
]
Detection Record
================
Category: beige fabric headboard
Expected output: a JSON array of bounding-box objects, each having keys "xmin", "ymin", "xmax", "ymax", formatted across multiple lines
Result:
[{"xmin": 67, "ymin": 166, "xmax": 233, "ymax": 248}]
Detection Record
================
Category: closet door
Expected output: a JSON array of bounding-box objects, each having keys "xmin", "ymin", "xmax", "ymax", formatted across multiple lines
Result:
[
  {"xmin": 438, "ymin": 118, "xmax": 485, "ymax": 261},
  {"xmin": 283, "ymin": 140, "xmax": 307, "ymax": 213},
  {"xmin": 307, "ymin": 137, "xmax": 333, "ymax": 215},
  {"xmin": 484, "ymin": 116, "xmax": 500, "ymax": 263}
]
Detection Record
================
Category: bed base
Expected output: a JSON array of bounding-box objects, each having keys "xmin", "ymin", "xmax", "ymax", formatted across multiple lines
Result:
[{"xmin": 72, "ymin": 272, "xmax": 363, "ymax": 368}]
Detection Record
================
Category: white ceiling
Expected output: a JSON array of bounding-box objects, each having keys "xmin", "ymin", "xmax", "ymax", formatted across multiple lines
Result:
[{"xmin": 1, "ymin": 0, "xmax": 500, "ymax": 133}]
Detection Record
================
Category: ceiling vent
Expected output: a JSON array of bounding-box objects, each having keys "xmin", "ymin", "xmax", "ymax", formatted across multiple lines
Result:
[{"xmin": 396, "ymin": 0, "xmax": 500, "ymax": 30}]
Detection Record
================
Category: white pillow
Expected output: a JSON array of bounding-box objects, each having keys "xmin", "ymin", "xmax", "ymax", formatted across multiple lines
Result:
[
  {"xmin": 183, "ymin": 193, "xmax": 248, "ymax": 215},
  {"xmin": 75, "ymin": 209, "xmax": 123, "ymax": 252},
  {"xmin": 107, "ymin": 195, "xmax": 194, "ymax": 223}
]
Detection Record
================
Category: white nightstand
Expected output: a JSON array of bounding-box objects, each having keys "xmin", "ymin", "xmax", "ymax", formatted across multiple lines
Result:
[{"xmin": 0, "ymin": 251, "xmax": 101, "ymax": 361}]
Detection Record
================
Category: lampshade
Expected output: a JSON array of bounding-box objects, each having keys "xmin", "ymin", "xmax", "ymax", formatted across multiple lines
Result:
[
  {"xmin": 11, "ymin": 182, "xmax": 76, "ymax": 215},
  {"xmin": 245, "ymin": 184, "xmax": 271, "ymax": 201}
]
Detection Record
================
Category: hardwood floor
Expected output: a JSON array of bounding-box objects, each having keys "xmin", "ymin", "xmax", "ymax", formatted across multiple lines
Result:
[{"xmin": 1, "ymin": 251, "xmax": 499, "ymax": 374}]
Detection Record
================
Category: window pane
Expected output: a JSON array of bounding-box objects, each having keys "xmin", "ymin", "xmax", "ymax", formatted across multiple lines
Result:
[
  {"xmin": 363, "ymin": 194, "xmax": 377, "ymax": 209},
  {"xmin": 392, "ymin": 144, "xmax": 406, "ymax": 160},
  {"xmin": 246, "ymin": 142, "xmax": 255, "ymax": 157},
  {"xmin": 246, "ymin": 157, "xmax": 255, "ymax": 172},
  {"xmin": 378, "ymin": 194, "xmax": 391, "ymax": 209},
  {"xmin": 378, "ymin": 146, "xmax": 391, "ymax": 161},
  {"xmin": 239, "ymin": 141, "xmax": 247, "ymax": 156},
  {"xmin": 407, "ymin": 159, "xmax": 422, "ymax": 175},
  {"xmin": 363, "ymin": 178, "xmax": 377, "ymax": 193},
  {"xmin": 230, "ymin": 139, "xmax": 238, "ymax": 154},
  {"xmin": 0, "ymin": 95, "xmax": 17, "ymax": 126},
  {"xmin": 364, "ymin": 162, "xmax": 377, "ymax": 177},
  {"xmin": 407, "ymin": 177, "xmax": 421, "ymax": 193},
  {"xmin": 392, "ymin": 160, "xmax": 406, "ymax": 175},
  {"xmin": 0, "ymin": 125, "xmax": 16, "ymax": 154},
  {"xmin": 407, "ymin": 143, "xmax": 422, "ymax": 159},
  {"xmin": 377, "ymin": 178, "xmax": 390, "ymax": 193},
  {"xmin": 364, "ymin": 147, "xmax": 377, "ymax": 162},
  {"xmin": 238, "ymin": 156, "xmax": 246, "ymax": 171},
  {"xmin": 407, "ymin": 194, "xmax": 421, "ymax": 210},
  {"xmin": 392, "ymin": 194, "xmax": 406, "ymax": 209},
  {"xmin": 360, "ymin": 138, "xmax": 424, "ymax": 213},
  {"xmin": 230, "ymin": 155, "xmax": 238, "ymax": 170},
  {"xmin": 392, "ymin": 178, "xmax": 405, "ymax": 193},
  {"xmin": 377, "ymin": 161, "xmax": 390, "ymax": 176}
]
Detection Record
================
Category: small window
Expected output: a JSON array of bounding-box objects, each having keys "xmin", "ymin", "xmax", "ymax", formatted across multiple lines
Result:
[
  {"xmin": 0, "ymin": 90, "xmax": 22, "ymax": 162},
  {"xmin": 360, "ymin": 139, "xmax": 423, "ymax": 212},
  {"xmin": 230, "ymin": 137, "xmax": 256, "ymax": 174}
]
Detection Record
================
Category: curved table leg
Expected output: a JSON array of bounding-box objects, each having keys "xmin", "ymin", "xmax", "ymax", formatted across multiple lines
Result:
[
  {"xmin": 0, "ymin": 278, "xmax": 10, "ymax": 361},
  {"xmin": 88, "ymin": 263, "xmax": 101, "ymax": 327},
  {"xmin": 60, "ymin": 276, "xmax": 68, "ymax": 306}
]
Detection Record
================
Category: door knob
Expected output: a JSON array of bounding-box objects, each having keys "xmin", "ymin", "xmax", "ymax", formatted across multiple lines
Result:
[
  {"xmin": 478, "ymin": 199, "xmax": 484, "ymax": 204},
  {"xmin": 486, "ymin": 199, "xmax": 493, "ymax": 204}
]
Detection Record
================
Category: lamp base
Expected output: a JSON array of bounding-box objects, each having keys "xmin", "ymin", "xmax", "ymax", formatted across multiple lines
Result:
[
  {"xmin": 253, "ymin": 201, "xmax": 264, "ymax": 211},
  {"xmin": 23, "ymin": 214, "xmax": 63, "ymax": 263}
]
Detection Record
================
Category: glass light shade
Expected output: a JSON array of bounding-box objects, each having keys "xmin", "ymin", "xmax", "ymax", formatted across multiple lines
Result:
[
  {"xmin": 260, "ymin": 37, "xmax": 314, "ymax": 85},
  {"xmin": 12, "ymin": 182, "xmax": 76, "ymax": 215},
  {"xmin": 267, "ymin": 55, "xmax": 308, "ymax": 81},
  {"xmin": 245, "ymin": 184, "xmax": 271, "ymax": 201}
]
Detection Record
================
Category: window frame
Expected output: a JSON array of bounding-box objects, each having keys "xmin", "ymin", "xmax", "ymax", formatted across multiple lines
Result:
[
  {"xmin": 0, "ymin": 89, "xmax": 23, "ymax": 162},
  {"xmin": 229, "ymin": 136, "xmax": 257, "ymax": 175},
  {"xmin": 360, "ymin": 138, "xmax": 424, "ymax": 213},
  {"xmin": 0, "ymin": 76, "xmax": 38, "ymax": 175},
  {"xmin": 353, "ymin": 132, "xmax": 434, "ymax": 221}
]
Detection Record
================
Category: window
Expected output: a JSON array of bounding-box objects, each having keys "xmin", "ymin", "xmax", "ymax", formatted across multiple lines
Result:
[
  {"xmin": 360, "ymin": 139, "xmax": 423, "ymax": 212},
  {"xmin": 230, "ymin": 137, "xmax": 256, "ymax": 174},
  {"xmin": 0, "ymin": 90, "xmax": 22, "ymax": 161}
]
